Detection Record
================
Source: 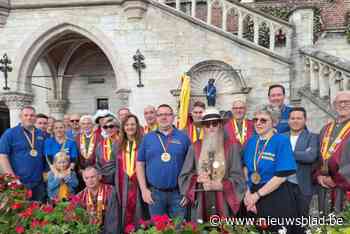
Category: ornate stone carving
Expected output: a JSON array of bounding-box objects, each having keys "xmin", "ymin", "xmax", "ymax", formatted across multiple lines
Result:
[
  {"xmin": 123, "ymin": 0, "xmax": 148, "ymax": 20},
  {"xmin": 0, "ymin": 92, "xmax": 34, "ymax": 109},
  {"xmin": 115, "ymin": 88, "xmax": 131, "ymax": 106},
  {"xmin": 0, "ymin": 0, "xmax": 10, "ymax": 27},
  {"xmin": 47, "ymin": 99, "xmax": 67, "ymax": 114}
]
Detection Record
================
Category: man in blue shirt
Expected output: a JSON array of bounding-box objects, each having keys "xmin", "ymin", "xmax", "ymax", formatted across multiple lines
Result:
[
  {"xmin": 268, "ymin": 84, "xmax": 293, "ymax": 133},
  {"xmin": 66, "ymin": 113, "xmax": 81, "ymax": 140},
  {"xmin": 136, "ymin": 104, "xmax": 191, "ymax": 219},
  {"xmin": 0, "ymin": 106, "xmax": 47, "ymax": 202}
]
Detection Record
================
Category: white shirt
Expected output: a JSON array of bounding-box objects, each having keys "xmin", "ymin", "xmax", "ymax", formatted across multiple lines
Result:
[{"xmin": 290, "ymin": 135, "xmax": 299, "ymax": 151}]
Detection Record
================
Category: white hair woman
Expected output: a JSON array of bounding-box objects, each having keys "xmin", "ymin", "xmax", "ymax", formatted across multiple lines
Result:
[{"xmin": 242, "ymin": 105, "xmax": 300, "ymax": 233}]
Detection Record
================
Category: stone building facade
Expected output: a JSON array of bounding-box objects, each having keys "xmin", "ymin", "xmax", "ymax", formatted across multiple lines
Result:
[{"xmin": 0, "ymin": 0, "xmax": 349, "ymax": 132}]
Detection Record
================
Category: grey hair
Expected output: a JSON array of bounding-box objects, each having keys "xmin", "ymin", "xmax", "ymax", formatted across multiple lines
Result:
[
  {"xmin": 79, "ymin": 115, "xmax": 93, "ymax": 124},
  {"xmin": 254, "ymin": 105, "xmax": 281, "ymax": 124}
]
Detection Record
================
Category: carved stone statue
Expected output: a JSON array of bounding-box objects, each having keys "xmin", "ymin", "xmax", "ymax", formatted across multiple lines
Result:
[{"xmin": 203, "ymin": 78, "xmax": 216, "ymax": 106}]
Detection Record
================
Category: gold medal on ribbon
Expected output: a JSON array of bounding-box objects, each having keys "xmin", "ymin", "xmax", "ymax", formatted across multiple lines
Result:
[
  {"xmin": 251, "ymin": 172, "xmax": 261, "ymax": 184},
  {"xmin": 30, "ymin": 149, "xmax": 38, "ymax": 157},
  {"xmin": 157, "ymin": 134, "xmax": 172, "ymax": 163},
  {"xmin": 23, "ymin": 128, "xmax": 37, "ymax": 157},
  {"xmin": 161, "ymin": 152, "xmax": 171, "ymax": 162}
]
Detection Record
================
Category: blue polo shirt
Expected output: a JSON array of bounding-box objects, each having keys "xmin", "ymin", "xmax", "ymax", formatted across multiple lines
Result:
[
  {"xmin": 275, "ymin": 105, "xmax": 292, "ymax": 133},
  {"xmin": 243, "ymin": 133, "xmax": 296, "ymax": 189},
  {"xmin": 0, "ymin": 124, "xmax": 46, "ymax": 188},
  {"xmin": 138, "ymin": 128, "xmax": 191, "ymax": 189},
  {"xmin": 44, "ymin": 137, "xmax": 78, "ymax": 163}
]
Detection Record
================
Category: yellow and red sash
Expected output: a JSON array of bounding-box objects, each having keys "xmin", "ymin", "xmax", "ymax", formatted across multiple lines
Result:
[
  {"xmin": 321, "ymin": 121, "xmax": 350, "ymax": 160},
  {"xmin": 122, "ymin": 141, "xmax": 138, "ymax": 177},
  {"xmin": 86, "ymin": 185, "xmax": 107, "ymax": 225},
  {"xmin": 144, "ymin": 123, "xmax": 158, "ymax": 134},
  {"xmin": 102, "ymin": 138, "xmax": 112, "ymax": 161},
  {"xmin": 231, "ymin": 118, "xmax": 248, "ymax": 145},
  {"xmin": 80, "ymin": 132, "xmax": 95, "ymax": 160},
  {"xmin": 187, "ymin": 122, "xmax": 203, "ymax": 143}
]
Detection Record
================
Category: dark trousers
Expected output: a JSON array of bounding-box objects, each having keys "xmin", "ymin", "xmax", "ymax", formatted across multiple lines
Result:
[
  {"xmin": 290, "ymin": 184, "xmax": 312, "ymax": 217},
  {"xmin": 29, "ymin": 181, "xmax": 47, "ymax": 202}
]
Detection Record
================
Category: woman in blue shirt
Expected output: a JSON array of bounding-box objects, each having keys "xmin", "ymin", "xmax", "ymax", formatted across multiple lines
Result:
[
  {"xmin": 44, "ymin": 120, "xmax": 78, "ymax": 169},
  {"xmin": 243, "ymin": 106, "xmax": 299, "ymax": 233}
]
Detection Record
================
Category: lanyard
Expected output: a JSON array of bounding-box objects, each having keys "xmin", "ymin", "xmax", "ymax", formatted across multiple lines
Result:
[
  {"xmin": 157, "ymin": 134, "xmax": 171, "ymax": 154},
  {"xmin": 253, "ymin": 135, "xmax": 272, "ymax": 172},
  {"xmin": 23, "ymin": 128, "xmax": 35, "ymax": 150}
]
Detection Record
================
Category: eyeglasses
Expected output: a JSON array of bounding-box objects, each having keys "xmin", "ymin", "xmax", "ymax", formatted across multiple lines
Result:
[
  {"xmin": 70, "ymin": 120, "xmax": 79, "ymax": 123},
  {"xmin": 253, "ymin": 118, "xmax": 268, "ymax": 124},
  {"xmin": 335, "ymin": 100, "xmax": 350, "ymax": 106},
  {"xmin": 157, "ymin": 113, "xmax": 173, "ymax": 117},
  {"xmin": 203, "ymin": 121, "xmax": 220, "ymax": 128},
  {"xmin": 103, "ymin": 125, "xmax": 117, "ymax": 129}
]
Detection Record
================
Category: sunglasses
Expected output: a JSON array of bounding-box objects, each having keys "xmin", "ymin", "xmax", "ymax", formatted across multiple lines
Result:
[
  {"xmin": 253, "ymin": 118, "xmax": 268, "ymax": 124},
  {"xmin": 103, "ymin": 125, "xmax": 117, "ymax": 129},
  {"xmin": 70, "ymin": 120, "xmax": 79, "ymax": 123},
  {"xmin": 203, "ymin": 121, "xmax": 220, "ymax": 128}
]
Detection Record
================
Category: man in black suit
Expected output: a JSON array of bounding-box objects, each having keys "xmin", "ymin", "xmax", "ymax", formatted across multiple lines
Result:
[{"xmin": 286, "ymin": 107, "xmax": 319, "ymax": 217}]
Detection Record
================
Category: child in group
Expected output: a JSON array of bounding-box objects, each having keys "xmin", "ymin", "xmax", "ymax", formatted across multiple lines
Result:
[{"xmin": 47, "ymin": 151, "xmax": 79, "ymax": 201}]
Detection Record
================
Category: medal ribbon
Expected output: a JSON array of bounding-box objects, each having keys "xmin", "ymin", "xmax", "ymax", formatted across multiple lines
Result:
[
  {"xmin": 253, "ymin": 135, "xmax": 272, "ymax": 172},
  {"xmin": 232, "ymin": 119, "xmax": 247, "ymax": 145},
  {"xmin": 102, "ymin": 138, "xmax": 112, "ymax": 161},
  {"xmin": 80, "ymin": 132, "xmax": 95, "ymax": 159},
  {"xmin": 124, "ymin": 141, "xmax": 137, "ymax": 177},
  {"xmin": 157, "ymin": 134, "xmax": 171, "ymax": 154},
  {"xmin": 320, "ymin": 121, "xmax": 350, "ymax": 160},
  {"xmin": 23, "ymin": 128, "xmax": 35, "ymax": 151},
  {"xmin": 59, "ymin": 139, "xmax": 66, "ymax": 152}
]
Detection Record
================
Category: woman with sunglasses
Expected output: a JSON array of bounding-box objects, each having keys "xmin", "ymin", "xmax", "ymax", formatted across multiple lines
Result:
[
  {"xmin": 243, "ymin": 106, "xmax": 300, "ymax": 233},
  {"xmin": 95, "ymin": 117, "xmax": 120, "ymax": 184},
  {"xmin": 112, "ymin": 114, "xmax": 149, "ymax": 232}
]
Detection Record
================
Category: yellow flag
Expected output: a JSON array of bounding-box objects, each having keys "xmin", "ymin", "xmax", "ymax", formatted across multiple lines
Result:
[{"xmin": 178, "ymin": 74, "xmax": 191, "ymax": 130}]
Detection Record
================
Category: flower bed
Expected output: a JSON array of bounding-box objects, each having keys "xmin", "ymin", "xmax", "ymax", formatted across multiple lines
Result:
[{"xmin": 0, "ymin": 174, "xmax": 99, "ymax": 234}]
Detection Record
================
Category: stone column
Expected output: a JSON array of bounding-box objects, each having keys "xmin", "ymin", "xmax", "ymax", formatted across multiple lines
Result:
[
  {"xmin": 47, "ymin": 99, "xmax": 67, "ymax": 120},
  {"xmin": 0, "ymin": 92, "xmax": 34, "ymax": 127},
  {"xmin": 122, "ymin": 0, "xmax": 148, "ymax": 20},
  {"xmin": 0, "ymin": 0, "xmax": 9, "ymax": 27}
]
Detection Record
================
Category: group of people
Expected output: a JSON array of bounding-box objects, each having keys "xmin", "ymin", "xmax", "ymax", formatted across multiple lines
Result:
[{"xmin": 0, "ymin": 84, "xmax": 350, "ymax": 234}]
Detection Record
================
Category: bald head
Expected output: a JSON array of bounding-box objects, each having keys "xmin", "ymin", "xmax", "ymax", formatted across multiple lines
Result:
[{"xmin": 144, "ymin": 105, "xmax": 157, "ymax": 125}]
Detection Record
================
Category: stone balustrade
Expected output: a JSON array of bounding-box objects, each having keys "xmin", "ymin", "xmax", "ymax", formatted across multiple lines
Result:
[
  {"xmin": 301, "ymin": 48, "xmax": 350, "ymax": 104},
  {"xmin": 156, "ymin": 0, "xmax": 293, "ymax": 57}
]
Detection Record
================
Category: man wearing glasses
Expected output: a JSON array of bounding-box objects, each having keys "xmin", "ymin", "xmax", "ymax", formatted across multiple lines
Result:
[
  {"xmin": 66, "ymin": 113, "xmax": 81, "ymax": 140},
  {"xmin": 136, "ymin": 104, "xmax": 191, "ymax": 219},
  {"xmin": 225, "ymin": 99, "xmax": 254, "ymax": 147},
  {"xmin": 316, "ymin": 91, "xmax": 350, "ymax": 213},
  {"xmin": 179, "ymin": 108, "xmax": 245, "ymax": 221}
]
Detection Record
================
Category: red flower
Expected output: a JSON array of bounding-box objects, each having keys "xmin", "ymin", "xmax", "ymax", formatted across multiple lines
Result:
[
  {"xmin": 42, "ymin": 204, "xmax": 54, "ymax": 213},
  {"xmin": 124, "ymin": 224, "xmax": 135, "ymax": 233},
  {"xmin": 18, "ymin": 207, "xmax": 33, "ymax": 219},
  {"xmin": 31, "ymin": 219, "xmax": 41, "ymax": 229},
  {"xmin": 11, "ymin": 202, "xmax": 22, "ymax": 210},
  {"xmin": 25, "ymin": 190, "xmax": 32, "ymax": 199},
  {"xmin": 15, "ymin": 225, "xmax": 25, "ymax": 234},
  {"xmin": 29, "ymin": 202, "xmax": 40, "ymax": 210},
  {"xmin": 257, "ymin": 218, "xmax": 269, "ymax": 230},
  {"xmin": 138, "ymin": 219, "xmax": 149, "ymax": 228},
  {"xmin": 184, "ymin": 221, "xmax": 197, "ymax": 231},
  {"xmin": 152, "ymin": 214, "xmax": 173, "ymax": 231}
]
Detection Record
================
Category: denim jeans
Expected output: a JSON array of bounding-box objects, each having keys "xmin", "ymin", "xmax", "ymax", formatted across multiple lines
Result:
[{"xmin": 148, "ymin": 187, "xmax": 186, "ymax": 219}]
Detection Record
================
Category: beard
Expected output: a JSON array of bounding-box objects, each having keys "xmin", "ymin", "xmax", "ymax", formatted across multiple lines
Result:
[{"xmin": 198, "ymin": 127, "xmax": 226, "ymax": 180}]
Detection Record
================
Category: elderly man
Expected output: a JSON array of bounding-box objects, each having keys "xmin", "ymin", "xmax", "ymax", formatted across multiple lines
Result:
[
  {"xmin": 143, "ymin": 105, "xmax": 158, "ymax": 134},
  {"xmin": 136, "ymin": 104, "xmax": 191, "ymax": 219},
  {"xmin": 66, "ymin": 113, "xmax": 81, "ymax": 140},
  {"xmin": 77, "ymin": 166, "xmax": 118, "ymax": 231},
  {"xmin": 286, "ymin": 107, "xmax": 318, "ymax": 218},
  {"xmin": 183, "ymin": 101, "xmax": 206, "ymax": 143},
  {"xmin": 225, "ymin": 99, "xmax": 254, "ymax": 146},
  {"xmin": 316, "ymin": 91, "xmax": 350, "ymax": 213},
  {"xmin": 179, "ymin": 108, "xmax": 245, "ymax": 221},
  {"xmin": 268, "ymin": 84, "xmax": 293, "ymax": 133},
  {"xmin": 76, "ymin": 115, "xmax": 99, "ymax": 170},
  {"xmin": 117, "ymin": 107, "xmax": 131, "ymax": 123},
  {"xmin": 0, "ymin": 106, "xmax": 47, "ymax": 201}
]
